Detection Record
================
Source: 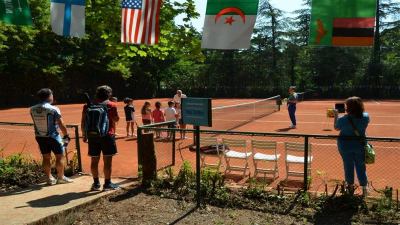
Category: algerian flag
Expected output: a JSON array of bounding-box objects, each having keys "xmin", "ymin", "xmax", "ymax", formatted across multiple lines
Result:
[
  {"xmin": 201, "ymin": 0, "xmax": 259, "ymax": 49},
  {"xmin": 309, "ymin": 0, "xmax": 376, "ymax": 47},
  {"xmin": 0, "ymin": 0, "xmax": 32, "ymax": 25}
]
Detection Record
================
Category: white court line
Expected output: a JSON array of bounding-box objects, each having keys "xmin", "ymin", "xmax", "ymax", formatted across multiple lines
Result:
[
  {"xmin": 296, "ymin": 113, "xmax": 400, "ymax": 118},
  {"xmin": 210, "ymin": 119, "xmax": 400, "ymax": 127},
  {"xmin": 300, "ymin": 101, "xmax": 398, "ymax": 106},
  {"xmin": 309, "ymin": 142, "xmax": 399, "ymax": 149},
  {"xmin": 174, "ymin": 137, "xmax": 398, "ymax": 149},
  {"xmin": 371, "ymin": 99, "xmax": 381, "ymax": 105}
]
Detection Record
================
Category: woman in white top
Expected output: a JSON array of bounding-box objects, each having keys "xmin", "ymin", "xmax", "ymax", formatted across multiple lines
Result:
[{"xmin": 173, "ymin": 90, "xmax": 187, "ymax": 104}]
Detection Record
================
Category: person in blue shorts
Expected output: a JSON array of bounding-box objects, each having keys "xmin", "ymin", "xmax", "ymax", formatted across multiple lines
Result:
[
  {"xmin": 287, "ymin": 86, "xmax": 298, "ymax": 129},
  {"xmin": 30, "ymin": 88, "xmax": 73, "ymax": 185},
  {"xmin": 334, "ymin": 96, "xmax": 369, "ymax": 197}
]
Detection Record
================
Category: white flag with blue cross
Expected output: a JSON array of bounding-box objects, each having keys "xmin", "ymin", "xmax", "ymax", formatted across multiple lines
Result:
[{"xmin": 51, "ymin": 0, "xmax": 85, "ymax": 37}]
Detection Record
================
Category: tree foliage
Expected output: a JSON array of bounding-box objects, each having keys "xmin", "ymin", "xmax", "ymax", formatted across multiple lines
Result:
[{"xmin": 0, "ymin": 0, "xmax": 399, "ymax": 106}]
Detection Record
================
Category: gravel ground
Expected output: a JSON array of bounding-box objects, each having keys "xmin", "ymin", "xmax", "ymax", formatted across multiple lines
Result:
[{"xmin": 66, "ymin": 192, "xmax": 312, "ymax": 225}]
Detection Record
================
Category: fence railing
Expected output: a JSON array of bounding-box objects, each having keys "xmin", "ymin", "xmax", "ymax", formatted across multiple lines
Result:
[
  {"xmin": 0, "ymin": 122, "xmax": 82, "ymax": 172},
  {"xmin": 137, "ymin": 125, "xmax": 400, "ymax": 199}
]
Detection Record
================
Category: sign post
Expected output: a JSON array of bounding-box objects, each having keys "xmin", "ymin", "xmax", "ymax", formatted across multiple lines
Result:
[
  {"xmin": 194, "ymin": 125, "xmax": 200, "ymax": 206},
  {"xmin": 181, "ymin": 98, "xmax": 212, "ymax": 207}
]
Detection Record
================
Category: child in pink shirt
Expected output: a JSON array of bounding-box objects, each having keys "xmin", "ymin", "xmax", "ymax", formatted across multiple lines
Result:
[{"xmin": 152, "ymin": 101, "xmax": 165, "ymax": 138}]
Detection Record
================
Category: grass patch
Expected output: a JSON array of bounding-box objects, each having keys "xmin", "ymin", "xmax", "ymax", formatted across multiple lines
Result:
[
  {"xmin": 146, "ymin": 161, "xmax": 400, "ymax": 224},
  {"xmin": 0, "ymin": 151, "xmax": 45, "ymax": 191},
  {"xmin": 0, "ymin": 148, "xmax": 79, "ymax": 192}
]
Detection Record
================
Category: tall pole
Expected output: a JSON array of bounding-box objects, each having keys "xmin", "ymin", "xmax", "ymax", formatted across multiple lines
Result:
[
  {"xmin": 366, "ymin": 0, "xmax": 381, "ymax": 95},
  {"xmin": 303, "ymin": 136, "xmax": 309, "ymax": 191},
  {"xmin": 373, "ymin": 0, "xmax": 381, "ymax": 89},
  {"xmin": 195, "ymin": 125, "xmax": 201, "ymax": 207},
  {"xmin": 374, "ymin": 0, "xmax": 381, "ymax": 64}
]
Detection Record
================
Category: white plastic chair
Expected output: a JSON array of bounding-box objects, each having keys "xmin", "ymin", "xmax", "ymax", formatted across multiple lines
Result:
[
  {"xmin": 251, "ymin": 140, "xmax": 280, "ymax": 180},
  {"xmin": 222, "ymin": 138, "xmax": 251, "ymax": 177},
  {"xmin": 200, "ymin": 136, "xmax": 223, "ymax": 169},
  {"xmin": 284, "ymin": 142, "xmax": 312, "ymax": 179}
]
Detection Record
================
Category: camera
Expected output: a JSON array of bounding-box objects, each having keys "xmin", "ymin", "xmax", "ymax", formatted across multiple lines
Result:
[{"xmin": 335, "ymin": 103, "xmax": 345, "ymax": 113}]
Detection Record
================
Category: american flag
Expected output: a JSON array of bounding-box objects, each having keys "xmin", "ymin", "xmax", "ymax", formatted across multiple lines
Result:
[{"xmin": 121, "ymin": 0, "xmax": 161, "ymax": 45}]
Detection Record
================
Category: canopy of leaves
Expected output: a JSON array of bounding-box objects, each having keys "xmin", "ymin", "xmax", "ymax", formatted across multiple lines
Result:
[{"xmin": 0, "ymin": 0, "xmax": 399, "ymax": 106}]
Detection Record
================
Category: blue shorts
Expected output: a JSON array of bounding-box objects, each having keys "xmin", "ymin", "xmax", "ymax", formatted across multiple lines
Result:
[
  {"xmin": 35, "ymin": 137, "xmax": 64, "ymax": 155},
  {"xmin": 88, "ymin": 135, "xmax": 117, "ymax": 157}
]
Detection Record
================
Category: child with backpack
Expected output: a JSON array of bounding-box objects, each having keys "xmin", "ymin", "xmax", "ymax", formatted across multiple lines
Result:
[
  {"xmin": 152, "ymin": 101, "xmax": 165, "ymax": 138},
  {"xmin": 124, "ymin": 97, "xmax": 136, "ymax": 137},
  {"xmin": 81, "ymin": 85, "xmax": 120, "ymax": 191},
  {"xmin": 141, "ymin": 101, "xmax": 152, "ymax": 125}
]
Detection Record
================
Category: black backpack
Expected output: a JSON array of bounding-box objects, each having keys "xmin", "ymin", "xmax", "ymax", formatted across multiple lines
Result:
[{"xmin": 84, "ymin": 93, "xmax": 109, "ymax": 138}]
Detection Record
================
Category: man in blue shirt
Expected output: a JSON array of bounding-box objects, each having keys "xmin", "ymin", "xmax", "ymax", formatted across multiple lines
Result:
[{"xmin": 31, "ymin": 88, "xmax": 73, "ymax": 185}]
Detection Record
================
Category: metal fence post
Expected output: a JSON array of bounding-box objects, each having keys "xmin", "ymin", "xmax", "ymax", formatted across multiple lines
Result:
[
  {"xmin": 172, "ymin": 129, "xmax": 176, "ymax": 166},
  {"xmin": 137, "ymin": 126, "xmax": 143, "ymax": 177},
  {"xmin": 303, "ymin": 136, "xmax": 309, "ymax": 191},
  {"xmin": 73, "ymin": 125, "xmax": 82, "ymax": 172},
  {"xmin": 195, "ymin": 126, "xmax": 201, "ymax": 207}
]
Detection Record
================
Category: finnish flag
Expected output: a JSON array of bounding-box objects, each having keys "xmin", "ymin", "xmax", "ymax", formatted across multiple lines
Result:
[{"xmin": 51, "ymin": 0, "xmax": 85, "ymax": 37}]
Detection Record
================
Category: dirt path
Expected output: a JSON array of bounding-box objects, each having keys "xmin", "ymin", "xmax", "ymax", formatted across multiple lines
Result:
[{"xmin": 66, "ymin": 192, "xmax": 312, "ymax": 225}]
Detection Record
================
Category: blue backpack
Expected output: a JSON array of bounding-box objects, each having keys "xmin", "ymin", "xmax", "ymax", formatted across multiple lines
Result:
[{"xmin": 84, "ymin": 101, "xmax": 109, "ymax": 138}]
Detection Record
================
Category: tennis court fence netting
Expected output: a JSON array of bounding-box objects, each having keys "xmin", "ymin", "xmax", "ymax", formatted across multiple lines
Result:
[
  {"xmin": 136, "ymin": 95, "xmax": 287, "ymax": 172},
  {"xmin": 138, "ymin": 125, "xmax": 400, "ymax": 199},
  {"xmin": 0, "ymin": 122, "xmax": 82, "ymax": 173}
]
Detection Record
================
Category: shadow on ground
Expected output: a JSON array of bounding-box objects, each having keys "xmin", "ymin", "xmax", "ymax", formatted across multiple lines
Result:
[
  {"xmin": 279, "ymin": 179, "xmax": 304, "ymax": 189},
  {"xmin": 109, "ymin": 185, "xmax": 143, "ymax": 202},
  {"xmin": 313, "ymin": 195, "xmax": 372, "ymax": 225},
  {"xmin": 168, "ymin": 206, "xmax": 198, "ymax": 225},
  {"xmin": 275, "ymin": 127, "xmax": 294, "ymax": 132},
  {"xmin": 20, "ymin": 191, "xmax": 99, "ymax": 208},
  {"xmin": 0, "ymin": 183, "xmax": 46, "ymax": 197}
]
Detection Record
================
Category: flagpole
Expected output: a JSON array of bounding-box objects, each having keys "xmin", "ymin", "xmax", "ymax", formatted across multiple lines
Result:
[
  {"xmin": 373, "ymin": 0, "xmax": 381, "ymax": 94},
  {"xmin": 17, "ymin": 0, "xmax": 22, "ymax": 12},
  {"xmin": 374, "ymin": 0, "xmax": 380, "ymax": 65}
]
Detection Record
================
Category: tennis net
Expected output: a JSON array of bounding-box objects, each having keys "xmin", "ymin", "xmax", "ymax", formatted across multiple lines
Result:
[{"xmin": 209, "ymin": 95, "xmax": 281, "ymax": 131}]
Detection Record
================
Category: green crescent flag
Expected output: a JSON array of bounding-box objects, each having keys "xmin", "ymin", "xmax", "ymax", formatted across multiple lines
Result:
[
  {"xmin": 201, "ymin": 0, "xmax": 259, "ymax": 49},
  {"xmin": 0, "ymin": 0, "xmax": 32, "ymax": 25},
  {"xmin": 309, "ymin": 0, "xmax": 377, "ymax": 47}
]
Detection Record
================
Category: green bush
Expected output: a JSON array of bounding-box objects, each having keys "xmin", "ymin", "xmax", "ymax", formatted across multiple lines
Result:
[
  {"xmin": 200, "ymin": 168, "xmax": 229, "ymax": 205},
  {"xmin": 0, "ymin": 153, "xmax": 44, "ymax": 190},
  {"xmin": 148, "ymin": 164, "xmax": 400, "ymax": 224}
]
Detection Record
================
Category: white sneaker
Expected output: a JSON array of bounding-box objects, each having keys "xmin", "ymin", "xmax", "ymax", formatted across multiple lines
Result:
[
  {"xmin": 289, "ymin": 124, "xmax": 296, "ymax": 129},
  {"xmin": 47, "ymin": 176, "xmax": 57, "ymax": 185},
  {"xmin": 57, "ymin": 176, "xmax": 74, "ymax": 184}
]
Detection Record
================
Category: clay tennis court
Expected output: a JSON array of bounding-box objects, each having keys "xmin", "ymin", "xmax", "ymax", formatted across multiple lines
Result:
[{"xmin": 1, "ymin": 98, "xmax": 399, "ymax": 193}]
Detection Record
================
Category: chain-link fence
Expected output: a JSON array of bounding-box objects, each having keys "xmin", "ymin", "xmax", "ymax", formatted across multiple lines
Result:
[
  {"xmin": 138, "ymin": 126, "xmax": 400, "ymax": 198},
  {"xmin": 0, "ymin": 122, "xmax": 82, "ymax": 173}
]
